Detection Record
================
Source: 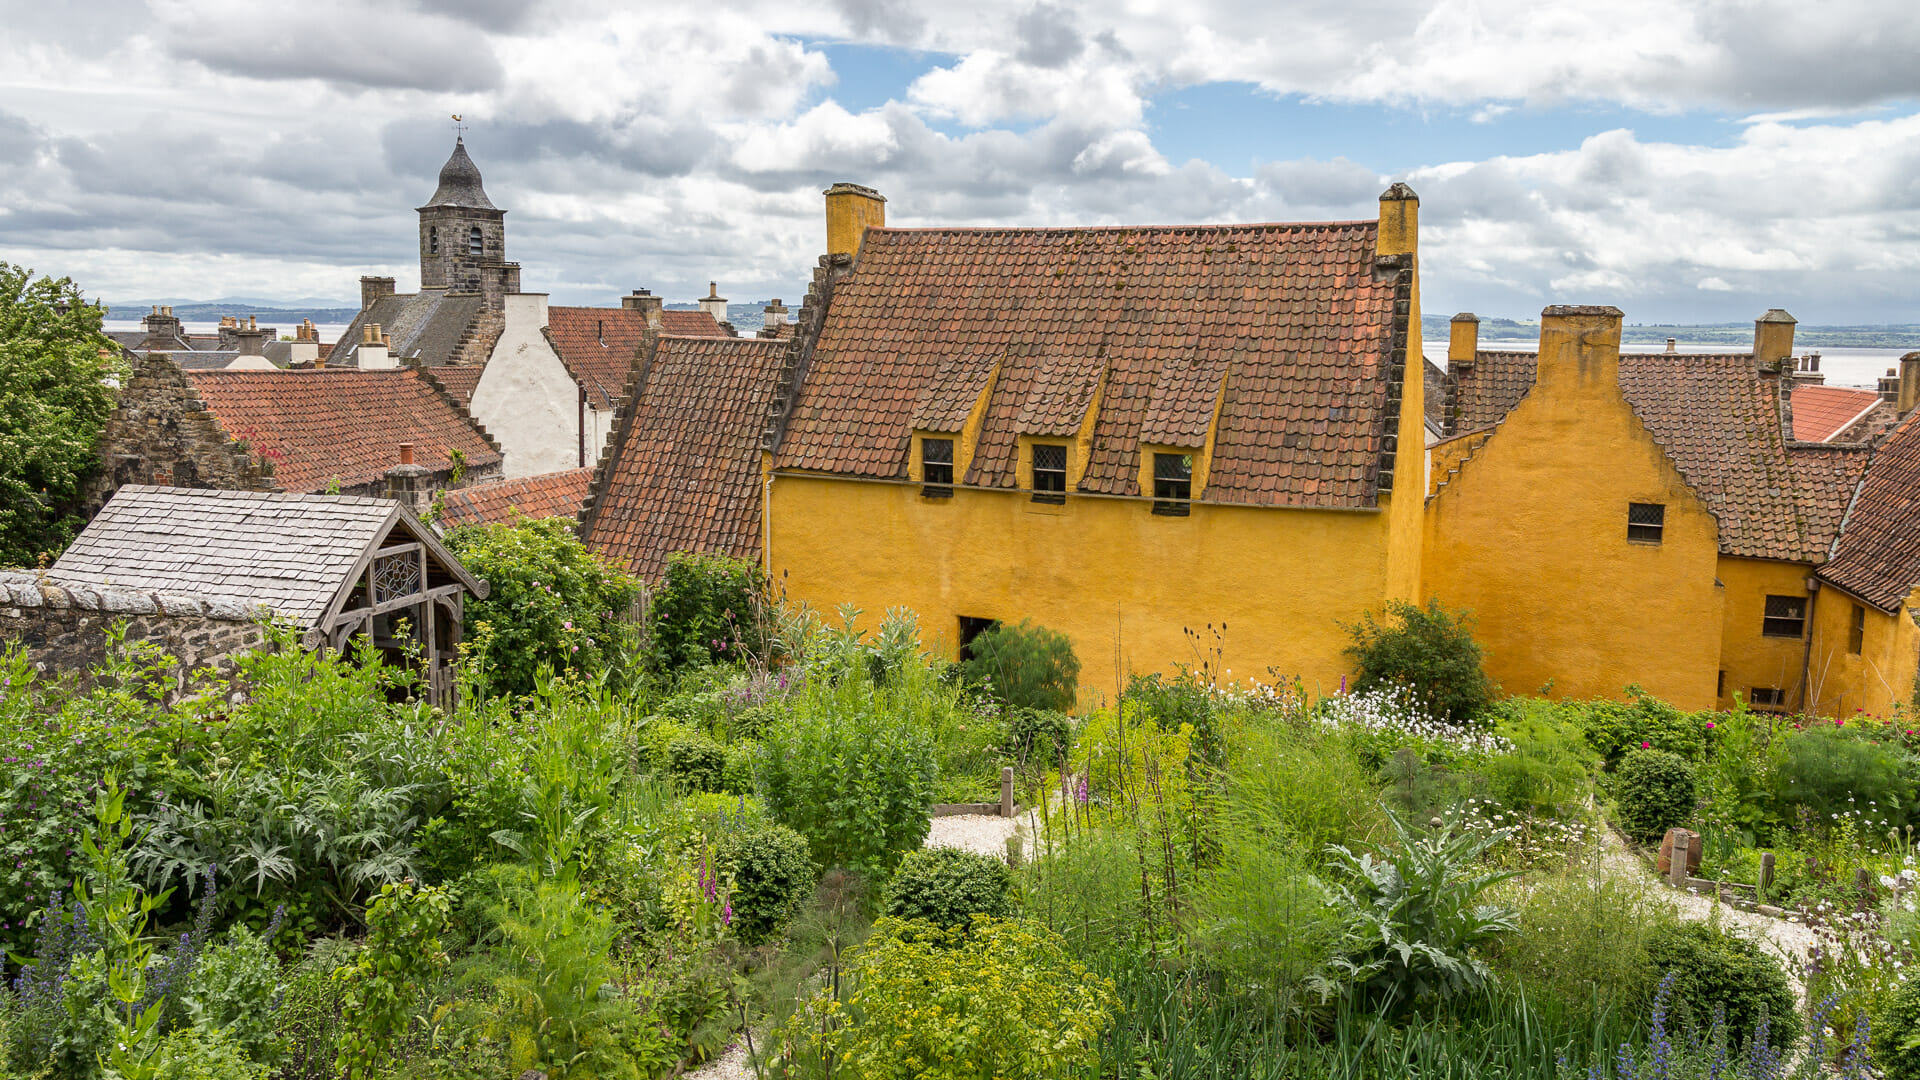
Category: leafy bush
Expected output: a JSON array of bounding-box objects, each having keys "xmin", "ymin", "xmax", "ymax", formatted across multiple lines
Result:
[
  {"xmin": 1615, "ymin": 748, "xmax": 1697, "ymax": 841},
  {"xmin": 663, "ymin": 732, "xmax": 726, "ymax": 793},
  {"xmin": 884, "ymin": 847, "xmax": 1016, "ymax": 928},
  {"xmin": 1344, "ymin": 599, "xmax": 1496, "ymax": 725},
  {"xmin": 1876, "ymin": 976, "xmax": 1920, "ymax": 1080},
  {"xmin": 780, "ymin": 916, "xmax": 1116, "ymax": 1080},
  {"xmin": 718, "ymin": 821, "xmax": 816, "ymax": 945},
  {"xmin": 649, "ymin": 552, "xmax": 765, "ymax": 675},
  {"xmin": 1577, "ymin": 688, "xmax": 1714, "ymax": 766},
  {"xmin": 442, "ymin": 517, "xmax": 643, "ymax": 698},
  {"xmin": 177, "ymin": 924, "xmax": 286, "ymax": 1067},
  {"xmin": 1484, "ymin": 700, "xmax": 1598, "ymax": 815},
  {"xmin": 721, "ymin": 740, "xmax": 758, "ymax": 795},
  {"xmin": 959, "ymin": 619, "xmax": 1081, "ymax": 713},
  {"xmin": 1496, "ymin": 859, "xmax": 1680, "ymax": 1016},
  {"xmin": 332, "ymin": 880, "xmax": 452, "ymax": 1080},
  {"xmin": 151, "ymin": 1026, "xmax": 272, "ymax": 1080},
  {"xmin": 1639, "ymin": 921, "xmax": 1800, "ymax": 1046},
  {"xmin": 1771, "ymin": 724, "xmax": 1913, "ymax": 829},
  {"xmin": 1123, "ymin": 670, "xmax": 1221, "ymax": 767},
  {"xmin": 1002, "ymin": 707, "xmax": 1071, "ymax": 769},
  {"xmin": 759, "ymin": 704, "xmax": 936, "ymax": 880}
]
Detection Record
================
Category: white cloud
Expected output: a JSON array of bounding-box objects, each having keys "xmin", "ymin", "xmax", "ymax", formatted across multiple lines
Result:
[{"xmin": 1698, "ymin": 277, "xmax": 1734, "ymax": 291}]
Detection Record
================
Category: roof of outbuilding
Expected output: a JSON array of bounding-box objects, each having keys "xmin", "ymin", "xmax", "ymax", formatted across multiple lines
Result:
[
  {"xmin": 582, "ymin": 335, "xmax": 788, "ymax": 578},
  {"xmin": 1821, "ymin": 413, "xmax": 1920, "ymax": 611},
  {"xmin": 329, "ymin": 290, "xmax": 489, "ymax": 369},
  {"xmin": 162, "ymin": 350, "xmax": 244, "ymax": 370},
  {"xmin": 774, "ymin": 221, "xmax": 1408, "ymax": 508},
  {"xmin": 1791, "ymin": 385, "xmax": 1886, "ymax": 443},
  {"xmin": 435, "ymin": 468, "xmax": 593, "ymax": 528},
  {"xmin": 50, "ymin": 486, "xmax": 402, "ymax": 626},
  {"xmin": 186, "ymin": 369, "xmax": 501, "ymax": 494}
]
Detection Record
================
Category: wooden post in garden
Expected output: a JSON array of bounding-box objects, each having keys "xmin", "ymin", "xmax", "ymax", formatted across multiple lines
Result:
[
  {"xmin": 1858, "ymin": 867, "xmax": 1874, "ymax": 895},
  {"xmin": 1670, "ymin": 832, "xmax": 1691, "ymax": 888},
  {"xmin": 1000, "ymin": 767, "xmax": 1015, "ymax": 818},
  {"xmin": 1760, "ymin": 851, "xmax": 1776, "ymax": 893}
]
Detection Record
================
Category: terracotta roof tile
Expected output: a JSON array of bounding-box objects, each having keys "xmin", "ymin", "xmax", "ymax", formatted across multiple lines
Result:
[
  {"xmin": 775, "ymin": 223, "xmax": 1403, "ymax": 507},
  {"xmin": 1791, "ymin": 385, "xmax": 1885, "ymax": 443},
  {"xmin": 1445, "ymin": 351, "xmax": 1538, "ymax": 431},
  {"xmin": 424, "ymin": 364, "xmax": 486, "ymax": 407},
  {"xmin": 1821, "ymin": 412, "xmax": 1920, "ymax": 610},
  {"xmin": 436, "ymin": 468, "xmax": 592, "ymax": 527},
  {"xmin": 186, "ymin": 369, "xmax": 501, "ymax": 494},
  {"xmin": 582, "ymin": 336, "xmax": 787, "ymax": 578},
  {"xmin": 546, "ymin": 306, "xmax": 727, "ymax": 409}
]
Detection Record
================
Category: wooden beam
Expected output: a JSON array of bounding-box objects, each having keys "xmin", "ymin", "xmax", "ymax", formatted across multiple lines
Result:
[{"xmin": 323, "ymin": 582, "xmax": 468, "ymax": 630}]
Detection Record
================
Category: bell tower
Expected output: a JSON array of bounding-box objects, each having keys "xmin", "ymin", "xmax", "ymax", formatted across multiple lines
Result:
[{"xmin": 417, "ymin": 136, "xmax": 520, "ymax": 309}]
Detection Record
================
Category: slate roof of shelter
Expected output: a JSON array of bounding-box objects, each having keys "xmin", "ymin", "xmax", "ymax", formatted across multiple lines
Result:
[
  {"xmin": 1791, "ymin": 385, "xmax": 1885, "ymax": 443},
  {"xmin": 1822, "ymin": 412, "xmax": 1920, "ymax": 610},
  {"xmin": 185, "ymin": 369, "xmax": 501, "ymax": 494},
  {"xmin": 774, "ymin": 221, "xmax": 1408, "ymax": 508},
  {"xmin": 582, "ymin": 335, "xmax": 788, "ymax": 578},
  {"xmin": 50, "ymin": 485, "xmax": 403, "ymax": 626},
  {"xmin": 544, "ymin": 306, "xmax": 728, "ymax": 410},
  {"xmin": 422, "ymin": 364, "xmax": 486, "ymax": 407},
  {"xmin": 329, "ymin": 289, "xmax": 488, "ymax": 368},
  {"xmin": 162, "ymin": 350, "xmax": 243, "ymax": 370},
  {"xmin": 435, "ymin": 468, "xmax": 593, "ymax": 528}
]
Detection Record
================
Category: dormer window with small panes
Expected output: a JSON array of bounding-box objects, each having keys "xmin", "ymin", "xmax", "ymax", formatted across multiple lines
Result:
[
  {"xmin": 1031, "ymin": 443, "xmax": 1067, "ymax": 503},
  {"xmin": 1153, "ymin": 453, "xmax": 1193, "ymax": 515},
  {"xmin": 921, "ymin": 437, "xmax": 954, "ymax": 497}
]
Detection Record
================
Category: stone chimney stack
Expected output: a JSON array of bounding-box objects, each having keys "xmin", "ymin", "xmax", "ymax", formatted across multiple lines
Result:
[
  {"xmin": 699, "ymin": 281, "xmax": 729, "ymax": 325},
  {"xmin": 621, "ymin": 288, "xmax": 664, "ymax": 329},
  {"xmin": 233, "ymin": 316, "xmax": 266, "ymax": 357},
  {"xmin": 1666, "ymin": 337, "xmax": 1677, "ymax": 353},
  {"xmin": 360, "ymin": 275, "xmax": 397, "ymax": 312},
  {"xmin": 142, "ymin": 305, "xmax": 183, "ymax": 344},
  {"xmin": 1754, "ymin": 309, "xmax": 1796, "ymax": 370},
  {"xmin": 384, "ymin": 442, "xmax": 434, "ymax": 515},
  {"xmin": 1376, "ymin": 182, "xmax": 1419, "ymax": 259},
  {"xmin": 1900, "ymin": 352, "xmax": 1920, "ymax": 416},
  {"xmin": 289, "ymin": 319, "xmax": 320, "ymax": 366},
  {"xmin": 824, "ymin": 182, "xmax": 886, "ymax": 260},
  {"xmin": 1447, "ymin": 313, "xmax": 1479, "ymax": 370},
  {"xmin": 359, "ymin": 322, "xmax": 394, "ymax": 369},
  {"xmin": 759, "ymin": 298, "xmax": 789, "ymax": 338},
  {"xmin": 1880, "ymin": 367, "xmax": 1902, "ymax": 404}
]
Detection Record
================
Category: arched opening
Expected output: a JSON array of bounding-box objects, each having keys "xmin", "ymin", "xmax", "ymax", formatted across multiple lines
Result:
[
  {"xmin": 468, "ymin": 226, "xmax": 484, "ymax": 256},
  {"xmin": 429, "ymin": 226, "xmax": 439, "ymax": 254}
]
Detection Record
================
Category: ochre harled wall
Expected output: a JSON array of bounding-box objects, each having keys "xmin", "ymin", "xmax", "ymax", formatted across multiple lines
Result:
[
  {"xmin": 765, "ymin": 474, "xmax": 1393, "ymax": 705},
  {"xmin": 1715, "ymin": 556, "xmax": 1814, "ymax": 710},
  {"xmin": 1803, "ymin": 585, "xmax": 1919, "ymax": 719},
  {"xmin": 1380, "ymin": 188, "xmax": 1426, "ymax": 606},
  {"xmin": 1422, "ymin": 307, "xmax": 1725, "ymax": 710}
]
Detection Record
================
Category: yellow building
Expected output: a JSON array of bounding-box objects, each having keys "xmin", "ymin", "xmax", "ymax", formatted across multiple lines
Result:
[{"xmin": 755, "ymin": 184, "xmax": 1431, "ymax": 700}]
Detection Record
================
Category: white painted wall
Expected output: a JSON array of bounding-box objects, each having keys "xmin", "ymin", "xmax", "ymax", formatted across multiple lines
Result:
[
  {"xmin": 225, "ymin": 354, "xmax": 278, "ymax": 370},
  {"xmin": 470, "ymin": 293, "xmax": 586, "ymax": 478}
]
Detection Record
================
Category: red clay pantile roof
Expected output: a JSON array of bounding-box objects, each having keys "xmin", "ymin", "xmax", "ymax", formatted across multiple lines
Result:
[
  {"xmin": 775, "ymin": 222, "xmax": 1407, "ymax": 508},
  {"xmin": 1791, "ymin": 385, "xmax": 1884, "ymax": 443},
  {"xmin": 186, "ymin": 369, "xmax": 501, "ymax": 494},
  {"xmin": 546, "ymin": 306, "xmax": 728, "ymax": 410},
  {"xmin": 1821, "ymin": 412, "xmax": 1920, "ymax": 610},
  {"xmin": 436, "ymin": 468, "xmax": 592, "ymax": 528},
  {"xmin": 1444, "ymin": 351, "xmax": 1538, "ymax": 432},
  {"xmin": 424, "ymin": 364, "xmax": 486, "ymax": 407},
  {"xmin": 582, "ymin": 335, "xmax": 788, "ymax": 578}
]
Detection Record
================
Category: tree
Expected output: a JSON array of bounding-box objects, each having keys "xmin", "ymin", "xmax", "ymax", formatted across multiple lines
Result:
[
  {"xmin": 0, "ymin": 264, "xmax": 121, "ymax": 567},
  {"xmin": 1344, "ymin": 599, "xmax": 1496, "ymax": 724}
]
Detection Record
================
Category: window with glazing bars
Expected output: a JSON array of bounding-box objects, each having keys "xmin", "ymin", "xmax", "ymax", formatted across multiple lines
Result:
[
  {"xmin": 1627, "ymin": 502, "xmax": 1665, "ymax": 543},
  {"xmin": 921, "ymin": 438, "xmax": 954, "ymax": 495},
  {"xmin": 1031, "ymin": 444, "xmax": 1067, "ymax": 503},
  {"xmin": 1850, "ymin": 603, "xmax": 1866, "ymax": 654},
  {"xmin": 1761, "ymin": 594, "xmax": 1807, "ymax": 638},
  {"xmin": 1153, "ymin": 453, "xmax": 1193, "ymax": 516},
  {"xmin": 1749, "ymin": 687, "xmax": 1784, "ymax": 709}
]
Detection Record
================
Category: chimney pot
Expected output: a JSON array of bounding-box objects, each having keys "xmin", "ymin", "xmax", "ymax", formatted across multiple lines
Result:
[
  {"xmin": 399, "ymin": 442, "xmax": 415, "ymax": 465},
  {"xmin": 698, "ymin": 281, "xmax": 730, "ymax": 325},
  {"xmin": 1666, "ymin": 337, "xmax": 1677, "ymax": 353}
]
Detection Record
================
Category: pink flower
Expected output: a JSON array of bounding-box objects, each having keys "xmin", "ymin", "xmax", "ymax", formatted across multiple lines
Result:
[
  {"xmin": 1641, "ymin": 741, "xmax": 1651, "ymax": 749},
  {"xmin": 1705, "ymin": 722, "xmax": 1715, "ymax": 730}
]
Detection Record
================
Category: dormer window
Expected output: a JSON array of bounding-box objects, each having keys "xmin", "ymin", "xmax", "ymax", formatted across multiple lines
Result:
[
  {"xmin": 468, "ymin": 226, "xmax": 484, "ymax": 256},
  {"xmin": 429, "ymin": 226, "xmax": 439, "ymax": 254},
  {"xmin": 922, "ymin": 437, "xmax": 954, "ymax": 497},
  {"xmin": 1031, "ymin": 443, "xmax": 1067, "ymax": 503},
  {"xmin": 1152, "ymin": 453, "xmax": 1192, "ymax": 516}
]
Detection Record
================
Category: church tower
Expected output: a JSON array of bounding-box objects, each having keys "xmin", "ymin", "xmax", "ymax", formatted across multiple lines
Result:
[{"xmin": 417, "ymin": 137, "xmax": 520, "ymax": 309}]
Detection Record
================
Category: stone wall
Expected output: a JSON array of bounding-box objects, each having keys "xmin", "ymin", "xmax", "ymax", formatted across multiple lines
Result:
[
  {"xmin": 85, "ymin": 354, "xmax": 276, "ymax": 513},
  {"xmin": 0, "ymin": 571, "xmax": 269, "ymax": 691}
]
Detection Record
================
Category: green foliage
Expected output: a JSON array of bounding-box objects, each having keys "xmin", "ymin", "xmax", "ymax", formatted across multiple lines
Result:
[
  {"xmin": 1484, "ymin": 700, "xmax": 1598, "ymax": 815},
  {"xmin": 1577, "ymin": 687, "xmax": 1715, "ymax": 766},
  {"xmin": 176, "ymin": 926, "xmax": 285, "ymax": 1067},
  {"xmin": 959, "ymin": 618, "xmax": 1081, "ymax": 713},
  {"xmin": 1615, "ymin": 748, "xmax": 1698, "ymax": 841},
  {"xmin": 64, "ymin": 779, "xmax": 175, "ymax": 1080},
  {"xmin": 1876, "ymin": 976, "xmax": 1920, "ymax": 1080},
  {"xmin": 1123, "ymin": 669, "xmax": 1223, "ymax": 768},
  {"xmin": 1319, "ymin": 809, "xmax": 1521, "ymax": 1005},
  {"xmin": 883, "ymin": 848, "xmax": 1016, "ymax": 928},
  {"xmin": 1496, "ymin": 856, "xmax": 1681, "ymax": 1017},
  {"xmin": 1344, "ymin": 599, "xmax": 1497, "ymax": 724},
  {"xmin": 149, "ymin": 1026, "xmax": 271, "ymax": 1080},
  {"xmin": 1002, "ymin": 707, "xmax": 1072, "ymax": 769},
  {"xmin": 718, "ymin": 821, "xmax": 816, "ymax": 945},
  {"xmin": 443, "ymin": 517, "xmax": 643, "ymax": 698},
  {"xmin": 648, "ymin": 552, "xmax": 765, "ymax": 675},
  {"xmin": 663, "ymin": 732, "xmax": 726, "ymax": 793},
  {"xmin": 1772, "ymin": 724, "xmax": 1913, "ymax": 828},
  {"xmin": 1639, "ymin": 921, "xmax": 1800, "ymax": 1046},
  {"xmin": 780, "ymin": 916, "xmax": 1116, "ymax": 1080},
  {"xmin": 0, "ymin": 263, "xmax": 122, "ymax": 567},
  {"xmin": 331, "ymin": 880, "xmax": 452, "ymax": 1080}
]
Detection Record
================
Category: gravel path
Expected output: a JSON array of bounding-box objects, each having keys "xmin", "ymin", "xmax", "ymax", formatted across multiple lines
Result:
[{"xmin": 682, "ymin": 1041, "xmax": 755, "ymax": 1080}]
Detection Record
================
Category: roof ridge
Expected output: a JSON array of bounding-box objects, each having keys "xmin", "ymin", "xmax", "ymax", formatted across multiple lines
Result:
[{"xmin": 868, "ymin": 219, "xmax": 1380, "ymax": 235}]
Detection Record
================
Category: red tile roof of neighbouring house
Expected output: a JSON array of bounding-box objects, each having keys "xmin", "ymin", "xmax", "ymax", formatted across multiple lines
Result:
[
  {"xmin": 1791, "ymin": 385, "xmax": 1886, "ymax": 443},
  {"xmin": 423, "ymin": 364, "xmax": 486, "ymax": 407},
  {"xmin": 435, "ymin": 468, "xmax": 593, "ymax": 528},
  {"xmin": 1821, "ymin": 412, "xmax": 1920, "ymax": 611},
  {"xmin": 580, "ymin": 335, "xmax": 788, "ymax": 578},
  {"xmin": 546, "ymin": 306, "xmax": 729, "ymax": 410},
  {"xmin": 772, "ymin": 221, "xmax": 1412, "ymax": 508},
  {"xmin": 185, "ymin": 369, "xmax": 501, "ymax": 494}
]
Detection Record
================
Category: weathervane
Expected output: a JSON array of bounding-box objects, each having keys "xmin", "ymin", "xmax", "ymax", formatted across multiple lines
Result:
[{"xmin": 451, "ymin": 114, "xmax": 467, "ymax": 139}]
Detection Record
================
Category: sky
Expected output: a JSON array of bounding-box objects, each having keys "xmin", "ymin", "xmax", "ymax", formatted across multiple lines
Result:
[{"xmin": 1, "ymin": 0, "xmax": 1917, "ymax": 324}]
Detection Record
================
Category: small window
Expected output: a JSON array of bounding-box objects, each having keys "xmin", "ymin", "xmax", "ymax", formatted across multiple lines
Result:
[
  {"xmin": 958, "ymin": 616, "xmax": 998, "ymax": 662},
  {"xmin": 1762, "ymin": 594, "xmax": 1807, "ymax": 639},
  {"xmin": 1749, "ymin": 687, "xmax": 1784, "ymax": 709},
  {"xmin": 921, "ymin": 437, "xmax": 954, "ymax": 496},
  {"xmin": 1849, "ymin": 603, "xmax": 1866, "ymax": 654},
  {"xmin": 1152, "ymin": 453, "xmax": 1193, "ymax": 516},
  {"xmin": 1717, "ymin": 670, "xmax": 1726, "ymax": 698},
  {"xmin": 1031, "ymin": 444, "xmax": 1067, "ymax": 503},
  {"xmin": 429, "ymin": 226, "xmax": 439, "ymax": 254},
  {"xmin": 1627, "ymin": 502, "xmax": 1665, "ymax": 543},
  {"xmin": 468, "ymin": 226, "xmax": 484, "ymax": 256}
]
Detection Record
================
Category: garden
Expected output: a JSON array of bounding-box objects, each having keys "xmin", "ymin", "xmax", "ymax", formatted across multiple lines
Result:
[{"xmin": 2, "ymin": 519, "xmax": 1919, "ymax": 1079}]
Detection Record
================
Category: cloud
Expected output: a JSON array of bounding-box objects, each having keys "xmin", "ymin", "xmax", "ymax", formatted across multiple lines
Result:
[
  {"xmin": 156, "ymin": 2, "xmax": 508, "ymax": 92},
  {"xmin": 1698, "ymin": 276, "xmax": 1734, "ymax": 291}
]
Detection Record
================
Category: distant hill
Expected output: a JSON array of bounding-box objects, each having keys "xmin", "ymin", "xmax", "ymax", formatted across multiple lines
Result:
[
  {"xmin": 1420, "ymin": 315, "xmax": 1920, "ymax": 351},
  {"xmin": 107, "ymin": 299, "xmax": 360, "ymax": 324}
]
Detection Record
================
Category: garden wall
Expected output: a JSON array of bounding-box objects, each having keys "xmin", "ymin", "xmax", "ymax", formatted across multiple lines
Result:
[{"xmin": 0, "ymin": 570, "xmax": 268, "ymax": 688}]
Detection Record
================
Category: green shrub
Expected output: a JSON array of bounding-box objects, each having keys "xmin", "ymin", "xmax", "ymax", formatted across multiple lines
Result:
[
  {"xmin": 1484, "ymin": 700, "xmax": 1597, "ymax": 815},
  {"xmin": 1343, "ymin": 599, "xmax": 1496, "ymax": 724},
  {"xmin": 1496, "ymin": 859, "xmax": 1680, "ymax": 1017},
  {"xmin": 722, "ymin": 740, "xmax": 758, "ymax": 794},
  {"xmin": 1772, "ymin": 724, "xmax": 1913, "ymax": 829},
  {"xmin": 1002, "ymin": 707, "xmax": 1072, "ymax": 768},
  {"xmin": 178, "ymin": 925, "xmax": 287, "ymax": 1067},
  {"xmin": 959, "ymin": 619, "xmax": 1081, "ymax": 713},
  {"xmin": 884, "ymin": 847, "xmax": 1016, "ymax": 928},
  {"xmin": 1577, "ymin": 688, "xmax": 1713, "ymax": 766},
  {"xmin": 664, "ymin": 732, "xmax": 726, "ymax": 792},
  {"xmin": 151, "ymin": 1026, "xmax": 272, "ymax": 1080},
  {"xmin": 729, "ymin": 700, "xmax": 788, "ymax": 742},
  {"xmin": 759, "ymin": 707, "xmax": 936, "ymax": 880},
  {"xmin": 1615, "ymin": 748, "xmax": 1697, "ymax": 841},
  {"xmin": 718, "ymin": 822, "xmax": 817, "ymax": 944},
  {"xmin": 1639, "ymin": 921, "xmax": 1800, "ymax": 1045},
  {"xmin": 1123, "ymin": 670, "xmax": 1221, "ymax": 767},
  {"xmin": 1876, "ymin": 977, "xmax": 1920, "ymax": 1080},
  {"xmin": 649, "ymin": 552, "xmax": 765, "ymax": 675}
]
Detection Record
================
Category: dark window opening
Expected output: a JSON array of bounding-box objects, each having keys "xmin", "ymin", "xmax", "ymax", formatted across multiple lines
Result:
[
  {"xmin": 1850, "ymin": 603, "xmax": 1866, "ymax": 654},
  {"xmin": 1749, "ymin": 686, "xmax": 1785, "ymax": 709},
  {"xmin": 429, "ymin": 226, "xmax": 439, "ymax": 254},
  {"xmin": 1762, "ymin": 594, "xmax": 1807, "ymax": 639},
  {"xmin": 958, "ymin": 616, "xmax": 998, "ymax": 662},
  {"xmin": 468, "ymin": 226, "xmax": 484, "ymax": 257},
  {"xmin": 1627, "ymin": 502, "xmax": 1665, "ymax": 543},
  {"xmin": 1153, "ymin": 453, "xmax": 1193, "ymax": 516},
  {"xmin": 922, "ymin": 437, "xmax": 954, "ymax": 496},
  {"xmin": 1031, "ymin": 443, "xmax": 1067, "ymax": 503},
  {"xmin": 1717, "ymin": 670, "xmax": 1726, "ymax": 698}
]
